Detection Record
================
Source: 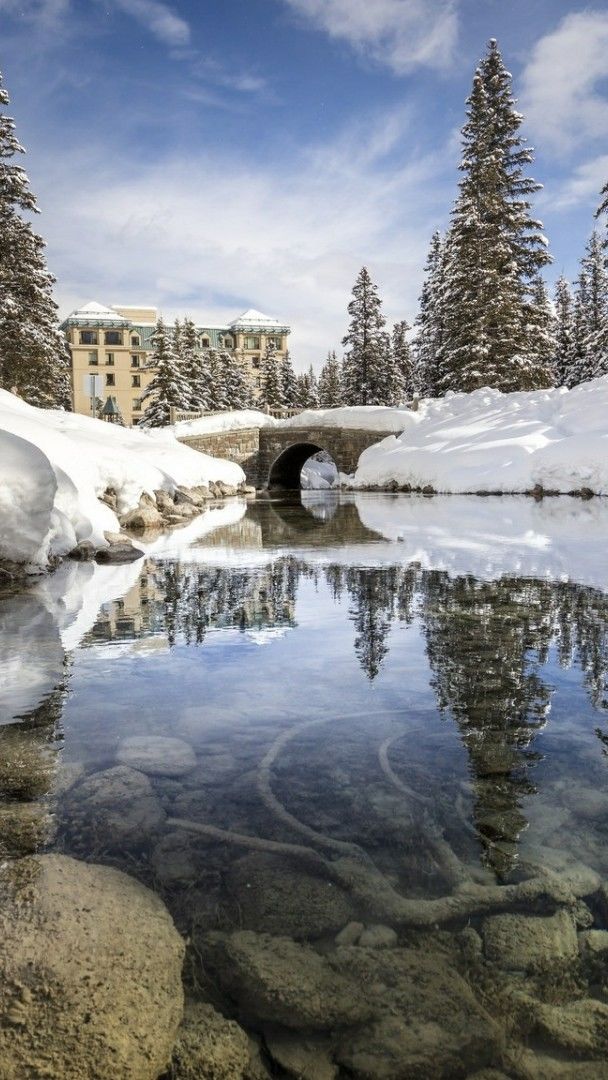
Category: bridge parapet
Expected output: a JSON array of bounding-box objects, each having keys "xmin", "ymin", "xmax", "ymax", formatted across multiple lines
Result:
[{"xmin": 179, "ymin": 427, "xmax": 262, "ymax": 486}]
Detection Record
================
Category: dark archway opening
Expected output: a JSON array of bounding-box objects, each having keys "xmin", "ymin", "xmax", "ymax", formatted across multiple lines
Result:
[{"xmin": 268, "ymin": 442, "xmax": 327, "ymax": 489}]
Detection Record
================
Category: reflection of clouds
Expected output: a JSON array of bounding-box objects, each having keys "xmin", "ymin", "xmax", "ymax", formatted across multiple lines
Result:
[
  {"xmin": 0, "ymin": 594, "xmax": 65, "ymax": 724},
  {"xmin": 244, "ymin": 627, "xmax": 290, "ymax": 647}
]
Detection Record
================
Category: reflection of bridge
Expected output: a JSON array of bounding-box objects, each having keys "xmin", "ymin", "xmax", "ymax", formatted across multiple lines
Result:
[{"xmin": 178, "ymin": 424, "xmax": 387, "ymax": 488}]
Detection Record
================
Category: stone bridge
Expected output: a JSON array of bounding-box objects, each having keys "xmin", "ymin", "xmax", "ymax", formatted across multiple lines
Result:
[{"xmin": 178, "ymin": 424, "xmax": 387, "ymax": 488}]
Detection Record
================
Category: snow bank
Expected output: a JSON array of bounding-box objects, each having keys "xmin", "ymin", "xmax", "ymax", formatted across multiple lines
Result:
[
  {"xmin": 0, "ymin": 390, "xmax": 244, "ymax": 569},
  {"xmin": 282, "ymin": 405, "xmax": 414, "ymax": 432},
  {"xmin": 301, "ymin": 452, "xmax": 340, "ymax": 490},
  {"xmin": 173, "ymin": 409, "xmax": 279, "ymax": 437},
  {"xmin": 351, "ymin": 378, "xmax": 608, "ymax": 494}
]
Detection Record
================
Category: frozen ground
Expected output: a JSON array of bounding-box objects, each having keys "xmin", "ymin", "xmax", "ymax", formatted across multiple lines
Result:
[{"xmin": 0, "ymin": 390, "xmax": 243, "ymax": 569}]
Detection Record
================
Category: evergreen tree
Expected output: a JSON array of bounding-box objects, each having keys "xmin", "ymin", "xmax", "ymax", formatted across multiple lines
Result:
[
  {"xmin": 553, "ymin": 276, "xmax": 575, "ymax": 387},
  {"xmin": 280, "ymin": 349, "xmax": 298, "ymax": 408},
  {"xmin": 140, "ymin": 317, "xmax": 190, "ymax": 427},
  {"xmin": 391, "ymin": 320, "xmax": 414, "ymax": 402},
  {"xmin": 597, "ymin": 180, "xmax": 608, "ymax": 222},
  {"xmin": 318, "ymin": 350, "xmax": 343, "ymax": 406},
  {"xmin": 574, "ymin": 231, "xmax": 608, "ymax": 381},
  {"xmin": 206, "ymin": 347, "xmax": 228, "ymax": 410},
  {"xmin": 0, "ymin": 71, "xmax": 71, "ymax": 408},
  {"xmin": 413, "ymin": 231, "xmax": 448, "ymax": 397},
  {"xmin": 341, "ymin": 266, "xmax": 392, "ymax": 405},
  {"xmin": 295, "ymin": 366, "xmax": 319, "ymax": 408},
  {"xmin": 219, "ymin": 348, "xmax": 252, "ymax": 410},
  {"xmin": 526, "ymin": 276, "xmax": 556, "ymax": 382},
  {"xmin": 180, "ymin": 317, "xmax": 210, "ymax": 410},
  {"xmin": 440, "ymin": 40, "xmax": 552, "ymax": 393},
  {"xmin": 259, "ymin": 340, "xmax": 285, "ymax": 409}
]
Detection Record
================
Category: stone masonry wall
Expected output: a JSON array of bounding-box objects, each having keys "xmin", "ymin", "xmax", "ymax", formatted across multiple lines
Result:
[{"xmin": 179, "ymin": 428, "xmax": 261, "ymax": 486}]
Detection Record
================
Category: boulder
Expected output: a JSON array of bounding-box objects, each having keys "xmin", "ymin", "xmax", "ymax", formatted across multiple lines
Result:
[
  {"xmin": 202, "ymin": 930, "xmax": 375, "ymax": 1030},
  {"xmin": 332, "ymin": 946, "xmax": 501, "ymax": 1079},
  {"xmin": 95, "ymin": 543, "xmax": 143, "ymax": 564},
  {"xmin": 335, "ymin": 921, "xmax": 364, "ymax": 947},
  {"xmin": 0, "ymin": 853, "xmax": 184, "ymax": 1080},
  {"xmin": 535, "ymin": 999, "xmax": 608, "ymax": 1058},
  {"xmin": 171, "ymin": 1001, "xmax": 250, "ymax": 1079},
  {"xmin": 121, "ymin": 502, "xmax": 163, "ymax": 530},
  {"xmin": 482, "ymin": 909, "xmax": 578, "ymax": 971},
  {"xmin": 68, "ymin": 539, "xmax": 96, "ymax": 561},
  {"xmin": 116, "ymin": 735, "xmax": 197, "ymax": 777},
  {"xmin": 358, "ymin": 924, "xmax": 398, "ymax": 949},
  {"xmin": 579, "ymin": 930, "xmax": 608, "ymax": 958},
  {"xmin": 227, "ymin": 852, "xmax": 360, "ymax": 939},
  {"xmin": 264, "ymin": 1029, "xmax": 336, "ymax": 1080},
  {"xmin": 63, "ymin": 765, "xmax": 165, "ymax": 849}
]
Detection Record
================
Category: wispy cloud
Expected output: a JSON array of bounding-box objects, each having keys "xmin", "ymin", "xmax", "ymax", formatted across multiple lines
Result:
[
  {"xmin": 40, "ymin": 108, "xmax": 449, "ymax": 367},
  {"xmin": 111, "ymin": 0, "xmax": 190, "ymax": 47},
  {"xmin": 279, "ymin": 0, "xmax": 459, "ymax": 74},
  {"xmin": 521, "ymin": 10, "xmax": 608, "ymax": 155},
  {"xmin": 546, "ymin": 154, "xmax": 608, "ymax": 213}
]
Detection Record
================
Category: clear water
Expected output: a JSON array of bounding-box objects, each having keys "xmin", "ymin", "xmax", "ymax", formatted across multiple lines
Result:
[{"xmin": 3, "ymin": 492, "xmax": 608, "ymax": 1078}]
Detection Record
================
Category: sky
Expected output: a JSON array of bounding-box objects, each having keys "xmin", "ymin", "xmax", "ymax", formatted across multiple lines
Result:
[{"xmin": 1, "ymin": 0, "xmax": 607, "ymax": 369}]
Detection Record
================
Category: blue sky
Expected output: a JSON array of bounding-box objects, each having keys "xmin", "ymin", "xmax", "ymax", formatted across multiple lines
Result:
[{"xmin": 1, "ymin": 0, "xmax": 607, "ymax": 368}]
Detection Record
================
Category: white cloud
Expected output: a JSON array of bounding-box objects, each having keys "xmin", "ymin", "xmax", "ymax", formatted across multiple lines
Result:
[
  {"xmin": 547, "ymin": 154, "xmax": 608, "ymax": 212},
  {"xmin": 280, "ymin": 0, "xmax": 458, "ymax": 74},
  {"xmin": 521, "ymin": 11, "xmax": 608, "ymax": 155},
  {"xmin": 112, "ymin": 0, "xmax": 190, "ymax": 47},
  {"xmin": 38, "ymin": 109, "xmax": 448, "ymax": 368}
]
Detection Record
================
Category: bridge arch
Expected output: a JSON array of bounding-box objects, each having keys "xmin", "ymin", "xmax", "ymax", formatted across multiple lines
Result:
[{"xmin": 268, "ymin": 441, "xmax": 332, "ymax": 489}]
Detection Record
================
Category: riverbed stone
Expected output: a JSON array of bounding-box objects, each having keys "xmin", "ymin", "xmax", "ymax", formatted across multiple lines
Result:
[
  {"xmin": 202, "ymin": 930, "xmax": 375, "ymax": 1030},
  {"xmin": 121, "ymin": 501, "xmax": 163, "ymax": 530},
  {"xmin": 226, "ymin": 852, "xmax": 359, "ymax": 939},
  {"xmin": 94, "ymin": 542, "xmax": 144, "ymax": 563},
  {"xmin": 335, "ymin": 920, "xmax": 364, "ymax": 946},
  {"xmin": 116, "ymin": 734, "xmax": 197, "ymax": 777},
  {"xmin": 0, "ymin": 853, "xmax": 184, "ymax": 1080},
  {"xmin": 264, "ymin": 1029, "xmax": 337, "ymax": 1080},
  {"xmin": 535, "ymin": 999, "xmax": 608, "ymax": 1058},
  {"xmin": 171, "ymin": 1001, "xmax": 250, "ymax": 1079},
  {"xmin": 358, "ymin": 924, "xmax": 398, "ymax": 949},
  {"xmin": 64, "ymin": 764, "xmax": 165, "ymax": 849},
  {"xmin": 579, "ymin": 930, "xmax": 608, "ymax": 957},
  {"xmin": 482, "ymin": 909, "xmax": 578, "ymax": 971},
  {"xmin": 332, "ymin": 946, "xmax": 501, "ymax": 1079}
]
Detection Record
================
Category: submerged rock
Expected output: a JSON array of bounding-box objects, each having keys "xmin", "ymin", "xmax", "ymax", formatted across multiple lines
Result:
[
  {"xmin": 358, "ymin": 924, "xmax": 398, "ymax": 949},
  {"xmin": 116, "ymin": 735, "xmax": 197, "ymax": 777},
  {"xmin": 482, "ymin": 909, "xmax": 578, "ymax": 971},
  {"xmin": 227, "ymin": 852, "xmax": 359, "ymax": 939},
  {"xmin": 63, "ymin": 765, "xmax": 165, "ymax": 849},
  {"xmin": 0, "ymin": 853, "xmax": 184, "ymax": 1080},
  {"xmin": 535, "ymin": 999, "xmax": 608, "ymax": 1058},
  {"xmin": 202, "ymin": 930, "xmax": 375, "ymax": 1030},
  {"xmin": 332, "ymin": 946, "xmax": 501, "ymax": 1079},
  {"xmin": 171, "ymin": 1001, "xmax": 250, "ymax": 1079},
  {"xmin": 264, "ymin": 1029, "xmax": 337, "ymax": 1080}
]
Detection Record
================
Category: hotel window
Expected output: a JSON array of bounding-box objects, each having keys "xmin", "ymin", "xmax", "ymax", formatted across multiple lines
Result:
[
  {"xmin": 131, "ymin": 355, "xmax": 140, "ymax": 367},
  {"xmin": 106, "ymin": 373, "xmax": 115, "ymax": 386},
  {"xmin": 131, "ymin": 335, "xmax": 140, "ymax": 347},
  {"xmin": 245, "ymin": 335, "xmax": 260, "ymax": 350},
  {"xmin": 132, "ymin": 398, "xmax": 142, "ymax": 411},
  {"xmin": 88, "ymin": 351, "xmax": 99, "ymax": 365},
  {"xmin": 224, "ymin": 335, "xmax": 234, "ymax": 348},
  {"xmin": 80, "ymin": 330, "xmax": 98, "ymax": 345},
  {"xmin": 200, "ymin": 336, "xmax": 210, "ymax": 348},
  {"xmin": 131, "ymin": 374, "xmax": 141, "ymax": 388},
  {"xmin": 105, "ymin": 331, "xmax": 122, "ymax": 345},
  {"xmin": 269, "ymin": 336, "xmax": 282, "ymax": 349},
  {"xmin": 106, "ymin": 352, "xmax": 114, "ymax": 365}
]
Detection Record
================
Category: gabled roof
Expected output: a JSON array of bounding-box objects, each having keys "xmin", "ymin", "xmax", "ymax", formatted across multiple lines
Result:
[{"xmin": 229, "ymin": 309, "xmax": 286, "ymax": 329}]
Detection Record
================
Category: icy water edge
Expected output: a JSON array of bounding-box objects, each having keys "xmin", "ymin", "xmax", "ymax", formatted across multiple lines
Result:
[{"xmin": 3, "ymin": 493, "xmax": 608, "ymax": 1078}]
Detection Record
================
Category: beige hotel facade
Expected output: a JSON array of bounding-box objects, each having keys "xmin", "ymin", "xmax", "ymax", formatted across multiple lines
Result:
[{"xmin": 61, "ymin": 301, "xmax": 291, "ymax": 427}]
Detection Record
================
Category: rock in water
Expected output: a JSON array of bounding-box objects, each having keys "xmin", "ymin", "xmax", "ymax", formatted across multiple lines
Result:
[
  {"xmin": 117, "ymin": 735, "xmax": 197, "ymax": 777},
  {"xmin": 63, "ymin": 765, "xmax": 165, "ymax": 850},
  {"xmin": 171, "ymin": 1001, "xmax": 250, "ymax": 1079},
  {"xmin": 482, "ymin": 910, "xmax": 578, "ymax": 971},
  {"xmin": 0, "ymin": 854, "xmax": 185, "ymax": 1080}
]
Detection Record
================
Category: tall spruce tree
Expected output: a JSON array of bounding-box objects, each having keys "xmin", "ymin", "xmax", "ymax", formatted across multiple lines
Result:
[
  {"xmin": 140, "ymin": 317, "xmax": 190, "ymax": 427},
  {"xmin": 414, "ymin": 231, "xmax": 448, "ymax": 397},
  {"xmin": 341, "ymin": 266, "xmax": 392, "ymax": 405},
  {"xmin": 295, "ymin": 366, "xmax": 319, "ymax": 408},
  {"xmin": 259, "ymin": 340, "xmax": 284, "ymax": 409},
  {"xmin": 219, "ymin": 347, "xmax": 252, "ymax": 409},
  {"xmin": 280, "ymin": 349, "xmax": 298, "ymax": 408},
  {"xmin": 318, "ymin": 350, "xmax": 343, "ymax": 406},
  {"xmin": 576, "ymin": 231, "xmax": 608, "ymax": 380},
  {"xmin": 180, "ymin": 317, "xmax": 209, "ymax": 410},
  {"xmin": 440, "ymin": 40, "xmax": 553, "ymax": 393},
  {"xmin": 206, "ymin": 347, "xmax": 228, "ymax": 410},
  {"xmin": 391, "ymin": 320, "xmax": 414, "ymax": 402},
  {"xmin": 553, "ymin": 276, "xmax": 575, "ymax": 387},
  {"xmin": 0, "ymin": 71, "xmax": 71, "ymax": 407}
]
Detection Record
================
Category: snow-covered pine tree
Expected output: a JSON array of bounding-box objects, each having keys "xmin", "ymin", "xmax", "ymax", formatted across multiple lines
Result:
[
  {"xmin": 295, "ymin": 367, "xmax": 319, "ymax": 409},
  {"xmin": 206, "ymin": 347, "xmax": 228, "ymax": 411},
  {"xmin": 280, "ymin": 350, "xmax": 298, "ymax": 408},
  {"xmin": 318, "ymin": 350, "xmax": 343, "ymax": 406},
  {"xmin": 0, "ymin": 71, "xmax": 71, "ymax": 407},
  {"xmin": 575, "ymin": 231, "xmax": 608, "ymax": 380},
  {"xmin": 219, "ymin": 348, "xmax": 252, "ymax": 410},
  {"xmin": 391, "ymin": 321, "xmax": 414, "ymax": 402},
  {"xmin": 413, "ymin": 231, "xmax": 448, "ymax": 397},
  {"xmin": 598, "ymin": 180, "xmax": 608, "ymax": 221},
  {"xmin": 179, "ymin": 317, "xmax": 208, "ymax": 410},
  {"xmin": 259, "ymin": 340, "xmax": 285, "ymax": 409},
  {"xmin": 341, "ymin": 266, "xmax": 392, "ymax": 405},
  {"xmin": 140, "ymin": 317, "xmax": 191, "ymax": 427},
  {"xmin": 439, "ymin": 40, "xmax": 553, "ymax": 393},
  {"xmin": 525, "ymin": 276, "xmax": 556, "ymax": 383},
  {"xmin": 553, "ymin": 276, "xmax": 575, "ymax": 387},
  {"xmin": 569, "ymin": 267, "xmax": 591, "ymax": 387}
]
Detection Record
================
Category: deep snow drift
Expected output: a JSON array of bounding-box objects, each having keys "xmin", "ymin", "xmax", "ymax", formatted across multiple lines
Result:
[
  {"xmin": 349, "ymin": 378, "xmax": 608, "ymax": 494},
  {"xmin": 0, "ymin": 390, "xmax": 244, "ymax": 569}
]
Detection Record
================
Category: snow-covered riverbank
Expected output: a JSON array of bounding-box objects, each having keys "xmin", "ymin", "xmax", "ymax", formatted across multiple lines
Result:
[{"xmin": 0, "ymin": 390, "xmax": 244, "ymax": 570}]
